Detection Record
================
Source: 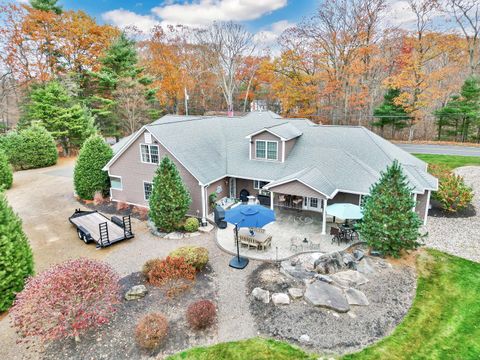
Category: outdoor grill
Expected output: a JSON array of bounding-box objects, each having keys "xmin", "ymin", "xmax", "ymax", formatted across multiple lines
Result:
[{"xmin": 214, "ymin": 205, "xmax": 227, "ymax": 229}]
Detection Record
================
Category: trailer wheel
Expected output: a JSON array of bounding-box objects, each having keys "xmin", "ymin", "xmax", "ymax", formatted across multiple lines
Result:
[{"xmin": 77, "ymin": 229, "xmax": 90, "ymax": 244}]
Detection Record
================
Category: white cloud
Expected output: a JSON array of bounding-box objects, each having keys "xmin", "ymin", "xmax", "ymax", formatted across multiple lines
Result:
[
  {"xmin": 102, "ymin": 9, "xmax": 159, "ymax": 32},
  {"xmin": 384, "ymin": 1, "xmax": 417, "ymax": 27},
  {"xmin": 152, "ymin": 0, "xmax": 287, "ymax": 27},
  {"xmin": 254, "ymin": 20, "xmax": 294, "ymax": 47}
]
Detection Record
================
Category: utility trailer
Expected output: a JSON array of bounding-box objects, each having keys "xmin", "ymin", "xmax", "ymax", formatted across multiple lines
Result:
[{"xmin": 69, "ymin": 209, "xmax": 134, "ymax": 248}]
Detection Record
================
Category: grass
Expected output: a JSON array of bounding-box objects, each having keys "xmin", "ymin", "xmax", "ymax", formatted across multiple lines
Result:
[
  {"xmin": 167, "ymin": 338, "xmax": 316, "ymax": 360},
  {"xmin": 168, "ymin": 250, "xmax": 480, "ymax": 360},
  {"xmin": 343, "ymin": 249, "xmax": 480, "ymax": 360},
  {"xmin": 413, "ymin": 153, "xmax": 480, "ymax": 170}
]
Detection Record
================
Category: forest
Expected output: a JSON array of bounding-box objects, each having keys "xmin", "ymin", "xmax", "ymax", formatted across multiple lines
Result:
[{"xmin": 1, "ymin": 0, "xmax": 480, "ymax": 148}]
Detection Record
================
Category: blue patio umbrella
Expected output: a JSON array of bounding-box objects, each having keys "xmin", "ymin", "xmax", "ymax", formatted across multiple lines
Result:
[
  {"xmin": 326, "ymin": 203, "xmax": 363, "ymax": 220},
  {"xmin": 224, "ymin": 204, "xmax": 276, "ymax": 269}
]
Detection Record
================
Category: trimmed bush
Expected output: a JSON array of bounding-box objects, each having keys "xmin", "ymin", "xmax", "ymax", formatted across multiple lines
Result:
[
  {"xmin": 74, "ymin": 135, "xmax": 113, "ymax": 200},
  {"xmin": 186, "ymin": 300, "xmax": 216, "ymax": 330},
  {"xmin": 359, "ymin": 160, "xmax": 424, "ymax": 258},
  {"xmin": 145, "ymin": 256, "xmax": 196, "ymax": 287},
  {"xmin": 0, "ymin": 192, "xmax": 34, "ymax": 312},
  {"xmin": 0, "ymin": 126, "xmax": 58, "ymax": 170},
  {"xmin": 11, "ymin": 258, "xmax": 119, "ymax": 342},
  {"xmin": 429, "ymin": 164, "xmax": 473, "ymax": 212},
  {"xmin": 184, "ymin": 217, "xmax": 199, "ymax": 232},
  {"xmin": 0, "ymin": 150, "xmax": 13, "ymax": 189},
  {"xmin": 142, "ymin": 258, "xmax": 162, "ymax": 276},
  {"xmin": 149, "ymin": 157, "xmax": 191, "ymax": 232},
  {"xmin": 135, "ymin": 313, "xmax": 169, "ymax": 350},
  {"xmin": 169, "ymin": 246, "xmax": 209, "ymax": 271}
]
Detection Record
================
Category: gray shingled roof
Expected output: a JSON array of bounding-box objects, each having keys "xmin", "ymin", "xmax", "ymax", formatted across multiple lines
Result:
[
  {"xmin": 249, "ymin": 122, "xmax": 303, "ymax": 140},
  {"xmin": 109, "ymin": 112, "xmax": 437, "ymax": 197}
]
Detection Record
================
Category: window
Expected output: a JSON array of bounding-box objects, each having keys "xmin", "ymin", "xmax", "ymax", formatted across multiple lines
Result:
[
  {"xmin": 310, "ymin": 197, "xmax": 318, "ymax": 208},
  {"xmin": 143, "ymin": 182, "xmax": 153, "ymax": 200},
  {"xmin": 110, "ymin": 176, "xmax": 122, "ymax": 190},
  {"xmin": 255, "ymin": 140, "xmax": 277, "ymax": 160},
  {"xmin": 253, "ymin": 180, "xmax": 269, "ymax": 190},
  {"xmin": 140, "ymin": 144, "xmax": 159, "ymax": 164}
]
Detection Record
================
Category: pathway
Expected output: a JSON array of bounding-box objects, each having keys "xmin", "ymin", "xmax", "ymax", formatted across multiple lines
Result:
[{"xmin": 397, "ymin": 143, "xmax": 480, "ymax": 157}]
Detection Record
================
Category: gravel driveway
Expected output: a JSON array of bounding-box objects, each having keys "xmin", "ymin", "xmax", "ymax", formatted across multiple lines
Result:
[{"xmin": 425, "ymin": 166, "xmax": 480, "ymax": 263}]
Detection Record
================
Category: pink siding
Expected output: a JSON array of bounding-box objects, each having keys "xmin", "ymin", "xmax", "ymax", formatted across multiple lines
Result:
[
  {"xmin": 108, "ymin": 129, "xmax": 203, "ymax": 216},
  {"xmin": 267, "ymin": 180, "xmax": 327, "ymax": 199},
  {"xmin": 415, "ymin": 192, "xmax": 428, "ymax": 220},
  {"xmin": 284, "ymin": 138, "xmax": 297, "ymax": 159},
  {"xmin": 329, "ymin": 192, "xmax": 361, "ymax": 205},
  {"xmin": 250, "ymin": 131, "xmax": 283, "ymax": 161}
]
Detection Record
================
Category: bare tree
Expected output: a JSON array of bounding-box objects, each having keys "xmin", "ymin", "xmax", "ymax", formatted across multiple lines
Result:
[
  {"xmin": 196, "ymin": 22, "xmax": 255, "ymax": 115},
  {"xmin": 446, "ymin": 0, "xmax": 480, "ymax": 74},
  {"xmin": 114, "ymin": 81, "xmax": 152, "ymax": 135}
]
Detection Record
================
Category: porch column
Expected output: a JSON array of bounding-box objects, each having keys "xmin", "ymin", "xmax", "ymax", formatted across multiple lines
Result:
[
  {"xmin": 322, "ymin": 199, "xmax": 327, "ymax": 235},
  {"xmin": 200, "ymin": 185, "xmax": 207, "ymax": 224},
  {"xmin": 424, "ymin": 190, "xmax": 431, "ymax": 226},
  {"xmin": 270, "ymin": 191, "xmax": 274, "ymax": 210}
]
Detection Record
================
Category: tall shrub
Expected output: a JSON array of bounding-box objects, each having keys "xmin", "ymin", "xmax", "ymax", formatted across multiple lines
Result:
[
  {"xmin": 0, "ymin": 150, "xmax": 13, "ymax": 189},
  {"xmin": 359, "ymin": 160, "xmax": 424, "ymax": 258},
  {"xmin": 149, "ymin": 156, "xmax": 191, "ymax": 232},
  {"xmin": 11, "ymin": 258, "xmax": 119, "ymax": 343},
  {"xmin": 0, "ymin": 126, "xmax": 58, "ymax": 170},
  {"xmin": 74, "ymin": 135, "xmax": 113, "ymax": 200},
  {"xmin": 0, "ymin": 192, "xmax": 34, "ymax": 312}
]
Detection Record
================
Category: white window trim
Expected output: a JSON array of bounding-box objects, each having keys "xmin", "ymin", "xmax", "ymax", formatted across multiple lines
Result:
[
  {"xmin": 255, "ymin": 140, "xmax": 278, "ymax": 161},
  {"xmin": 110, "ymin": 176, "xmax": 123, "ymax": 191},
  {"xmin": 253, "ymin": 180, "xmax": 269, "ymax": 190},
  {"xmin": 140, "ymin": 144, "xmax": 160, "ymax": 164},
  {"xmin": 143, "ymin": 181, "xmax": 153, "ymax": 201}
]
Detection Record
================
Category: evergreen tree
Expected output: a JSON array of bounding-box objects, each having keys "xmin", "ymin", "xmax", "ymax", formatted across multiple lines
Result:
[
  {"xmin": 372, "ymin": 88, "xmax": 410, "ymax": 138},
  {"xmin": 149, "ymin": 157, "xmax": 191, "ymax": 232},
  {"xmin": 30, "ymin": 0, "xmax": 63, "ymax": 14},
  {"xmin": 74, "ymin": 135, "xmax": 113, "ymax": 200},
  {"xmin": 359, "ymin": 160, "xmax": 424, "ymax": 258},
  {"xmin": 86, "ymin": 33, "xmax": 156, "ymax": 137},
  {"xmin": 0, "ymin": 191, "xmax": 34, "ymax": 312},
  {"xmin": 21, "ymin": 81, "xmax": 96, "ymax": 155},
  {"xmin": 0, "ymin": 150, "xmax": 13, "ymax": 190},
  {"xmin": 435, "ymin": 76, "xmax": 480, "ymax": 142}
]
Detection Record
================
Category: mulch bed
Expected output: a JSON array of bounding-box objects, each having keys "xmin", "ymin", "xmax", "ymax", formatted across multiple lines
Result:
[
  {"xmin": 43, "ymin": 266, "xmax": 217, "ymax": 360},
  {"xmin": 247, "ymin": 260, "xmax": 416, "ymax": 355},
  {"xmin": 428, "ymin": 202, "xmax": 476, "ymax": 219},
  {"xmin": 76, "ymin": 198, "xmax": 147, "ymax": 221}
]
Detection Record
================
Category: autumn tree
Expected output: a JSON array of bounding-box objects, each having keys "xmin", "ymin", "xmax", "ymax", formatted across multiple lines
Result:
[{"xmin": 196, "ymin": 22, "xmax": 255, "ymax": 115}]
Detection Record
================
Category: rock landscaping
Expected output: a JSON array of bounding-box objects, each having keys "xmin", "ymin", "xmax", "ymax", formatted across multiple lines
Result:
[
  {"xmin": 247, "ymin": 245, "xmax": 416, "ymax": 354},
  {"xmin": 43, "ymin": 267, "xmax": 218, "ymax": 359}
]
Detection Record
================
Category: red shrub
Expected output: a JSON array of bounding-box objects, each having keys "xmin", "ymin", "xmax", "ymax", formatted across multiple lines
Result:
[
  {"xmin": 93, "ymin": 191, "xmax": 106, "ymax": 205},
  {"xmin": 116, "ymin": 201, "xmax": 130, "ymax": 211},
  {"xmin": 145, "ymin": 256, "xmax": 196, "ymax": 287},
  {"xmin": 11, "ymin": 258, "xmax": 120, "ymax": 343},
  {"xmin": 135, "ymin": 313, "xmax": 169, "ymax": 350},
  {"xmin": 186, "ymin": 300, "xmax": 216, "ymax": 330},
  {"xmin": 133, "ymin": 206, "xmax": 148, "ymax": 220}
]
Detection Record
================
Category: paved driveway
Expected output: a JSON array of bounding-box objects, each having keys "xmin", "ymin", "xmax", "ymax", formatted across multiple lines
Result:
[{"xmin": 397, "ymin": 143, "xmax": 480, "ymax": 157}]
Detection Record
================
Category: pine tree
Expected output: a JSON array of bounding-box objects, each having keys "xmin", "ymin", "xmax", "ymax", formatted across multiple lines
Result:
[
  {"xmin": 0, "ymin": 192, "xmax": 34, "ymax": 312},
  {"xmin": 30, "ymin": 0, "xmax": 63, "ymax": 14},
  {"xmin": 149, "ymin": 157, "xmax": 191, "ymax": 232},
  {"xmin": 74, "ymin": 135, "xmax": 113, "ymax": 200},
  {"xmin": 0, "ymin": 150, "xmax": 12, "ymax": 190},
  {"xmin": 372, "ymin": 88, "xmax": 410, "ymax": 138},
  {"xmin": 21, "ymin": 81, "xmax": 96, "ymax": 155},
  {"xmin": 359, "ymin": 160, "xmax": 424, "ymax": 258},
  {"xmin": 86, "ymin": 33, "xmax": 155, "ymax": 137}
]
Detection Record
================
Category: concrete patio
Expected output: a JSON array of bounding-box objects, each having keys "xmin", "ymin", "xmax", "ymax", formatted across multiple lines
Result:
[{"xmin": 215, "ymin": 207, "xmax": 359, "ymax": 261}]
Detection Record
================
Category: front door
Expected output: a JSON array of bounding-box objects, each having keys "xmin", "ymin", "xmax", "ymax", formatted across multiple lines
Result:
[
  {"xmin": 303, "ymin": 197, "xmax": 320, "ymax": 212},
  {"xmin": 229, "ymin": 178, "xmax": 236, "ymax": 198}
]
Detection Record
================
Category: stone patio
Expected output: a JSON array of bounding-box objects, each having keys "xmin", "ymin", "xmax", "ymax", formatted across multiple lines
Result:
[{"xmin": 215, "ymin": 207, "xmax": 359, "ymax": 261}]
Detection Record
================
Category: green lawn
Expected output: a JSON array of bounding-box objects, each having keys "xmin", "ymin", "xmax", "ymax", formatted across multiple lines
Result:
[
  {"xmin": 167, "ymin": 338, "xmax": 316, "ymax": 360},
  {"xmin": 343, "ymin": 250, "xmax": 480, "ymax": 360},
  {"xmin": 413, "ymin": 153, "xmax": 480, "ymax": 170},
  {"xmin": 169, "ymin": 250, "xmax": 480, "ymax": 360}
]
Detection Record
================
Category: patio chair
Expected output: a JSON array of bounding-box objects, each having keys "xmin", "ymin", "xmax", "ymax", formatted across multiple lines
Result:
[
  {"xmin": 290, "ymin": 236, "xmax": 302, "ymax": 252},
  {"xmin": 309, "ymin": 235, "xmax": 321, "ymax": 250},
  {"xmin": 330, "ymin": 226, "xmax": 341, "ymax": 245}
]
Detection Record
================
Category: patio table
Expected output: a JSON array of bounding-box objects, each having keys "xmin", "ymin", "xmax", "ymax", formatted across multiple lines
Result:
[{"xmin": 238, "ymin": 228, "xmax": 272, "ymax": 250}]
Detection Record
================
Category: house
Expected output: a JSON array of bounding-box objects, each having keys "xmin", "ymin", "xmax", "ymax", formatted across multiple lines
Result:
[{"xmin": 103, "ymin": 111, "xmax": 438, "ymax": 233}]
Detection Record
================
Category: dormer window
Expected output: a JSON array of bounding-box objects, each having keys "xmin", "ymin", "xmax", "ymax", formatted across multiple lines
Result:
[{"xmin": 256, "ymin": 140, "xmax": 278, "ymax": 160}]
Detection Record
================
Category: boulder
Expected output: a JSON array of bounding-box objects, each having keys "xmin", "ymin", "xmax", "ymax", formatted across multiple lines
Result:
[
  {"xmin": 345, "ymin": 287, "xmax": 369, "ymax": 306},
  {"xmin": 314, "ymin": 274, "xmax": 334, "ymax": 284},
  {"xmin": 331, "ymin": 270, "xmax": 369, "ymax": 288},
  {"xmin": 342, "ymin": 253, "xmax": 357, "ymax": 269},
  {"xmin": 353, "ymin": 249, "xmax": 365, "ymax": 261},
  {"xmin": 251, "ymin": 287, "xmax": 270, "ymax": 304},
  {"xmin": 304, "ymin": 281, "xmax": 350, "ymax": 312},
  {"xmin": 299, "ymin": 334, "xmax": 310, "ymax": 344},
  {"xmin": 357, "ymin": 258, "xmax": 375, "ymax": 274},
  {"xmin": 288, "ymin": 287, "xmax": 304, "ymax": 299},
  {"xmin": 314, "ymin": 252, "xmax": 344, "ymax": 274},
  {"xmin": 281, "ymin": 259, "xmax": 316, "ymax": 280},
  {"xmin": 125, "ymin": 285, "xmax": 148, "ymax": 301},
  {"xmin": 272, "ymin": 293, "xmax": 290, "ymax": 305}
]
